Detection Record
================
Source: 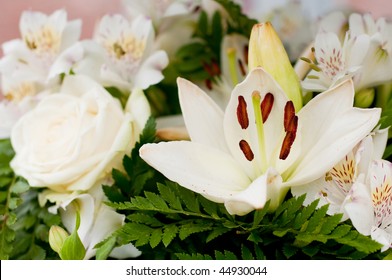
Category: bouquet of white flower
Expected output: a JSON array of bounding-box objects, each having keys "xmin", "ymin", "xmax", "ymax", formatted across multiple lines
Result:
[{"xmin": 1, "ymin": 0, "xmax": 392, "ymax": 260}]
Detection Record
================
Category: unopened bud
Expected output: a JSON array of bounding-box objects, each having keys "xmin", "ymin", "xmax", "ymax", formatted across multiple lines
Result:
[
  {"xmin": 249, "ymin": 22, "xmax": 302, "ymax": 111},
  {"xmin": 49, "ymin": 225, "xmax": 69, "ymax": 254}
]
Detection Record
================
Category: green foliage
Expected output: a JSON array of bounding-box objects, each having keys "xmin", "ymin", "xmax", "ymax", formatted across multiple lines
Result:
[
  {"xmin": 104, "ymin": 172, "xmax": 384, "ymax": 259},
  {"xmin": 214, "ymin": 0, "xmax": 258, "ymax": 37},
  {"xmin": 103, "ymin": 116, "xmax": 159, "ymax": 202},
  {"xmin": 0, "ymin": 139, "xmax": 60, "ymax": 260},
  {"xmin": 59, "ymin": 212, "xmax": 86, "ymax": 260},
  {"xmin": 170, "ymin": 10, "xmax": 224, "ymax": 84}
]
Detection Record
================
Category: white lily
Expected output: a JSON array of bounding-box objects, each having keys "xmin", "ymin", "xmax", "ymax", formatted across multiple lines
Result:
[
  {"xmin": 291, "ymin": 129, "xmax": 388, "ymax": 220},
  {"xmin": 345, "ymin": 159, "xmax": 392, "ymax": 252},
  {"xmin": 94, "ymin": 14, "xmax": 169, "ymax": 92},
  {"xmin": 140, "ymin": 67, "xmax": 380, "ymax": 216}
]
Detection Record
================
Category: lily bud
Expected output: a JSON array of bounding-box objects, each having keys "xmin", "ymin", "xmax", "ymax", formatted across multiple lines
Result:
[
  {"xmin": 354, "ymin": 88, "xmax": 375, "ymax": 108},
  {"xmin": 49, "ymin": 225, "xmax": 69, "ymax": 254},
  {"xmin": 249, "ymin": 22, "xmax": 302, "ymax": 111}
]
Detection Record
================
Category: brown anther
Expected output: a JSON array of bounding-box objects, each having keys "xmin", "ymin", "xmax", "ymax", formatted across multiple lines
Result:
[
  {"xmin": 239, "ymin": 140, "xmax": 254, "ymax": 161},
  {"xmin": 237, "ymin": 95, "xmax": 249, "ymax": 129},
  {"xmin": 260, "ymin": 93, "xmax": 274, "ymax": 123},
  {"xmin": 279, "ymin": 131, "xmax": 296, "ymax": 160},
  {"xmin": 243, "ymin": 45, "xmax": 249, "ymax": 65},
  {"xmin": 283, "ymin": 101, "xmax": 295, "ymax": 132},
  {"xmin": 238, "ymin": 59, "xmax": 247, "ymax": 76}
]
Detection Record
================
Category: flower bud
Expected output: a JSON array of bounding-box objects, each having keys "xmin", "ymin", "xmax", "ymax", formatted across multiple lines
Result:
[
  {"xmin": 354, "ymin": 88, "xmax": 375, "ymax": 108},
  {"xmin": 49, "ymin": 225, "xmax": 69, "ymax": 254},
  {"xmin": 249, "ymin": 22, "xmax": 302, "ymax": 111}
]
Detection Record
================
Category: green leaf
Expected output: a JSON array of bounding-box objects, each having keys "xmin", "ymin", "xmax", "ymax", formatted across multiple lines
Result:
[
  {"xmin": 179, "ymin": 222, "xmax": 211, "ymax": 240},
  {"xmin": 127, "ymin": 213, "xmax": 163, "ymax": 227},
  {"xmin": 206, "ymin": 227, "xmax": 231, "ymax": 243},
  {"xmin": 305, "ymin": 204, "xmax": 329, "ymax": 233},
  {"xmin": 95, "ymin": 235, "xmax": 116, "ymax": 260},
  {"xmin": 176, "ymin": 253, "xmax": 213, "ymax": 260},
  {"xmin": 215, "ymin": 250, "xmax": 237, "ymax": 260},
  {"xmin": 149, "ymin": 228, "xmax": 162, "ymax": 248},
  {"xmin": 241, "ymin": 245, "xmax": 255, "ymax": 260},
  {"xmin": 144, "ymin": 192, "xmax": 169, "ymax": 211},
  {"xmin": 162, "ymin": 224, "xmax": 178, "ymax": 247},
  {"xmin": 10, "ymin": 179, "xmax": 29, "ymax": 194},
  {"xmin": 157, "ymin": 183, "xmax": 183, "ymax": 211},
  {"xmin": 59, "ymin": 212, "xmax": 86, "ymax": 260}
]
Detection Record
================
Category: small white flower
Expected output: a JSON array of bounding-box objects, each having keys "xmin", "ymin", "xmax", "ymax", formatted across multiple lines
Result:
[
  {"xmin": 0, "ymin": 10, "xmax": 82, "ymax": 137},
  {"xmin": 291, "ymin": 129, "xmax": 388, "ymax": 220},
  {"xmin": 303, "ymin": 13, "xmax": 392, "ymax": 92},
  {"xmin": 345, "ymin": 160, "xmax": 392, "ymax": 252},
  {"xmin": 94, "ymin": 14, "xmax": 169, "ymax": 92},
  {"xmin": 123, "ymin": 0, "xmax": 198, "ymax": 26}
]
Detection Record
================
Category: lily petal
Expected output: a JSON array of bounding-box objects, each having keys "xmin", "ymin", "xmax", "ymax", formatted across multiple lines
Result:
[
  {"xmin": 177, "ymin": 78, "xmax": 228, "ymax": 152},
  {"xmin": 224, "ymin": 168, "xmax": 284, "ymax": 215},
  {"xmin": 224, "ymin": 68, "xmax": 288, "ymax": 179},
  {"xmin": 286, "ymin": 79, "xmax": 380, "ymax": 186},
  {"xmin": 139, "ymin": 141, "xmax": 251, "ymax": 202}
]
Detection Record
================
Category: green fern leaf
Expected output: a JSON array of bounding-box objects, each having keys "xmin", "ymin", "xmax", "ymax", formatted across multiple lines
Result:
[
  {"xmin": 215, "ymin": 250, "xmax": 237, "ymax": 260},
  {"xmin": 162, "ymin": 224, "xmax": 178, "ymax": 247},
  {"xmin": 149, "ymin": 228, "xmax": 162, "ymax": 248}
]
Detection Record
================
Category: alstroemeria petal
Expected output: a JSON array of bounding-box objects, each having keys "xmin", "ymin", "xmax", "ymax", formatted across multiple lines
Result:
[
  {"xmin": 134, "ymin": 50, "xmax": 169, "ymax": 90},
  {"xmin": 286, "ymin": 80, "xmax": 380, "ymax": 186},
  {"xmin": 139, "ymin": 141, "xmax": 251, "ymax": 202},
  {"xmin": 177, "ymin": 78, "xmax": 228, "ymax": 152},
  {"xmin": 344, "ymin": 181, "xmax": 374, "ymax": 236},
  {"xmin": 224, "ymin": 68, "xmax": 288, "ymax": 179},
  {"xmin": 224, "ymin": 168, "xmax": 284, "ymax": 216}
]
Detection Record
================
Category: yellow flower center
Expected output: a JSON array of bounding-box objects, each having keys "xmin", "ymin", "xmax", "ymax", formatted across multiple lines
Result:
[
  {"xmin": 23, "ymin": 25, "xmax": 61, "ymax": 55},
  {"xmin": 4, "ymin": 82, "xmax": 37, "ymax": 102}
]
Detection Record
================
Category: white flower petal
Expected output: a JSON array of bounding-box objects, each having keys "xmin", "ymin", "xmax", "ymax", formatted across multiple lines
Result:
[
  {"xmin": 177, "ymin": 78, "xmax": 228, "ymax": 152},
  {"xmin": 139, "ymin": 141, "xmax": 251, "ymax": 202},
  {"xmin": 125, "ymin": 88, "xmax": 151, "ymax": 136},
  {"xmin": 133, "ymin": 50, "xmax": 169, "ymax": 90},
  {"xmin": 344, "ymin": 181, "xmax": 374, "ymax": 236},
  {"xmin": 224, "ymin": 68, "xmax": 288, "ymax": 179},
  {"xmin": 286, "ymin": 80, "xmax": 380, "ymax": 186},
  {"xmin": 225, "ymin": 168, "xmax": 284, "ymax": 216}
]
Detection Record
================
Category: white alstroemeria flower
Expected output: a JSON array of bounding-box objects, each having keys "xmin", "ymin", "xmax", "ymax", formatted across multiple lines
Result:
[
  {"xmin": 303, "ymin": 13, "xmax": 392, "ymax": 92},
  {"xmin": 291, "ymin": 129, "xmax": 388, "ymax": 220},
  {"xmin": 42, "ymin": 184, "xmax": 141, "ymax": 260},
  {"xmin": 94, "ymin": 14, "xmax": 169, "ymax": 92},
  {"xmin": 48, "ymin": 40, "xmax": 106, "ymax": 84},
  {"xmin": 140, "ymin": 67, "xmax": 380, "ymax": 216},
  {"xmin": 0, "ymin": 10, "xmax": 82, "ymax": 137},
  {"xmin": 123, "ymin": 0, "xmax": 198, "ymax": 26},
  {"xmin": 348, "ymin": 13, "xmax": 392, "ymax": 90},
  {"xmin": 345, "ymin": 159, "xmax": 392, "ymax": 252},
  {"xmin": 302, "ymin": 31, "xmax": 370, "ymax": 92},
  {"xmin": 0, "ymin": 9, "xmax": 81, "ymax": 81}
]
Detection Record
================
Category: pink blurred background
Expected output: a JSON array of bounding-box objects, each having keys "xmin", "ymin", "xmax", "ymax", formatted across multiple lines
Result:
[
  {"xmin": 0, "ymin": 0, "xmax": 123, "ymax": 43},
  {"xmin": 0, "ymin": 0, "xmax": 390, "ymax": 46}
]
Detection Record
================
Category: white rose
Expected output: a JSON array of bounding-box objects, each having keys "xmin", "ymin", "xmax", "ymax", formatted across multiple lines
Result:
[{"xmin": 10, "ymin": 74, "xmax": 150, "ymax": 192}]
